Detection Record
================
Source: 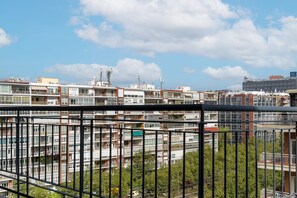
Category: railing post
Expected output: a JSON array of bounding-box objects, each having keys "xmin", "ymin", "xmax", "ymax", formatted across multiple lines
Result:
[
  {"xmin": 90, "ymin": 119, "xmax": 93, "ymax": 198},
  {"xmin": 79, "ymin": 111, "xmax": 84, "ymax": 198},
  {"xmin": 142, "ymin": 130, "xmax": 146, "ymax": 198},
  {"xmin": 168, "ymin": 131, "xmax": 171, "ymax": 198},
  {"xmin": 119, "ymin": 128, "xmax": 123, "ymax": 198},
  {"xmin": 199, "ymin": 109, "xmax": 205, "ymax": 198},
  {"xmin": 16, "ymin": 111, "xmax": 20, "ymax": 198},
  {"xmin": 245, "ymin": 122, "xmax": 249, "ymax": 198},
  {"xmin": 295, "ymin": 122, "xmax": 297, "ymax": 196},
  {"xmin": 26, "ymin": 117, "xmax": 29, "ymax": 196},
  {"xmin": 255, "ymin": 130, "xmax": 258, "ymax": 198}
]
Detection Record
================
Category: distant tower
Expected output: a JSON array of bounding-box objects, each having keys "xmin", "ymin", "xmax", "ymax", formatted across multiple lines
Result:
[
  {"xmin": 137, "ymin": 75, "xmax": 141, "ymax": 89},
  {"xmin": 106, "ymin": 68, "xmax": 112, "ymax": 86},
  {"xmin": 99, "ymin": 67, "xmax": 103, "ymax": 86},
  {"xmin": 160, "ymin": 77, "xmax": 164, "ymax": 90}
]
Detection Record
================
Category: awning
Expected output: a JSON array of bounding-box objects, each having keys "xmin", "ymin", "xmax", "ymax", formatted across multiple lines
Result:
[
  {"xmin": 205, "ymin": 127, "xmax": 219, "ymax": 132},
  {"xmin": 133, "ymin": 130, "xmax": 143, "ymax": 136}
]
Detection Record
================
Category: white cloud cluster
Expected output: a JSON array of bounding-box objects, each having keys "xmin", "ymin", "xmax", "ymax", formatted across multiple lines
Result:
[
  {"xmin": 0, "ymin": 28, "xmax": 12, "ymax": 47},
  {"xmin": 73, "ymin": 0, "xmax": 297, "ymax": 68},
  {"xmin": 45, "ymin": 58, "xmax": 162, "ymax": 84},
  {"xmin": 202, "ymin": 66, "xmax": 252, "ymax": 80}
]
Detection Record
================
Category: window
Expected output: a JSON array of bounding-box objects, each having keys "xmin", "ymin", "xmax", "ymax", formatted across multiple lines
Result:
[
  {"xmin": 291, "ymin": 140, "xmax": 296, "ymax": 156},
  {"xmin": 290, "ymin": 176, "xmax": 296, "ymax": 194},
  {"xmin": 61, "ymin": 98, "xmax": 68, "ymax": 105},
  {"xmin": 62, "ymin": 145, "xmax": 67, "ymax": 152},
  {"xmin": 0, "ymin": 85, "xmax": 11, "ymax": 93},
  {"xmin": 61, "ymin": 87, "xmax": 69, "ymax": 95},
  {"xmin": 70, "ymin": 98, "xmax": 76, "ymax": 105}
]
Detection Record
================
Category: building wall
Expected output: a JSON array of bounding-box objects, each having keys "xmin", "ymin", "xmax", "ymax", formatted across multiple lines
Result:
[
  {"xmin": 0, "ymin": 78, "xmax": 219, "ymax": 185},
  {"xmin": 284, "ymin": 171, "xmax": 296, "ymax": 194},
  {"xmin": 243, "ymin": 78, "xmax": 297, "ymax": 92},
  {"xmin": 37, "ymin": 77, "xmax": 59, "ymax": 84},
  {"xmin": 218, "ymin": 91, "xmax": 289, "ymax": 143}
]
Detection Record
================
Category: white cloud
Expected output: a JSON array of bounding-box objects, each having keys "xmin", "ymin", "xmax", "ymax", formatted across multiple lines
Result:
[
  {"xmin": 75, "ymin": 0, "xmax": 237, "ymax": 52},
  {"xmin": 183, "ymin": 67, "xmax": 196, "ymax": 74},
  {"xmin": 112, "ymin": 58, "xmax": 162, "ymax": 82},
  {"xmin": 0, "ymin": 28, "xmax": 12, "ymax": 47},
  {"xmin": 45, "ymin": 63, "xmax": 99, "ymax": 81},
  {"xmin": 45, "ymin": 58, "xmax": 162, "ymax": 84},
  {"xmin": 202, "ymin": 66, "xmax": 252, "ymax": 80},
  {"xmin": 69, "ymin": 16, "xmax": 82, "ymax": 25},
  {"xmin": 73, "ymin": 0, "xmax": 297, "ymax": 68},
  {"xmin": 75, "ymin": 23, "xmax": 121, "ymax": 48},
  {"xmin": 228, "ymin": 84, "xmax": 242, "ymax": 91}
]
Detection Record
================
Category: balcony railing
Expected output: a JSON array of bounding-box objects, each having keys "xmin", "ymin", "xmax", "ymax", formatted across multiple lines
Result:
[
  {"xmin": 259, "ymin": 153, "xmax": 296, "ymax": 166},
  {"xmin": 260, "ymin": 189, "xmax": 295, "ymax": 198},
  {"xmin": 0, "ymin": 104, "xmax": 296, "ymax": 197}
]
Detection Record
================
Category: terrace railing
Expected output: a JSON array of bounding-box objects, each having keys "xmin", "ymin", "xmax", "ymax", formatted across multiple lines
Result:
[{"xmin": 0, "ymin": 104, "xmax": 296, "ymax": 197}]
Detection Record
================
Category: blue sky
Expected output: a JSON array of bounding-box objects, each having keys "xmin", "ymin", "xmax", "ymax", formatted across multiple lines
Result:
[{"xmin": 1, "ymin": 0, "xmax": 297, "ymax": 90}]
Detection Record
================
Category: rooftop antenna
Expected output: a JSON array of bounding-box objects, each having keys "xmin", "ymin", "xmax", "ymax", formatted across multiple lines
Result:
[
  {"xmin": 106, "ymin": 68, "xmax": 112, "ymax": 86},
  {"xmin": 160, "ymin": 77, "xmax": 164, "ymax": 90},
  {"xmin": 137, "ymin": 75, "xmax": 141, "ymax": 89},
  {"xmin": 99, "ymin": 67, "xmax": 103, "ymax": 86},
  {"xmin": 92, "ymin": 76, "xmax": 96, "ymax": 86}
]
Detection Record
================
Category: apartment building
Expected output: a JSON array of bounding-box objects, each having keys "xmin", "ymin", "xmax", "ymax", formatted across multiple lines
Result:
[
  {"xmin": 243, "ymin": 72, "xmax": 297, "ymax": 92},
  {"xmin": 218, "ymin": 91, "xmax": 290, "ymax": 143},
  {"xmin": 262, "ymin": 90, "xmax": 297, "ymax": 194},
  {"xmin": 0, "ymin": 77, "xmax": 218, "ymax": 187},
  {"xmin": 256, "ymin": 90, "xmax": 297, "ymax": 196}
]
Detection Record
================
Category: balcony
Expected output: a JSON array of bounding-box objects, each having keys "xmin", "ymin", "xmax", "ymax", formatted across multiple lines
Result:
[
  {"xmin": 258, "ymin": 153, "xmax": 296, "ymax": 172},
  {"xmin": 260, "ymin": 189, "xmax": 295, "ymax": 198},
  {"xmin": 0, "ymin": 104, "xmax": 297, "ymax": 197},
  {"xmin": 11, "ymin": 90, "xmax": 30, "ymax": 94},
  {"xmin": 94, "ymin": 93, "xmax": 116, "ymax": 97},
  {"xmin": 144, "ymin": 94, "xmax": 162, "ymax": 99}
]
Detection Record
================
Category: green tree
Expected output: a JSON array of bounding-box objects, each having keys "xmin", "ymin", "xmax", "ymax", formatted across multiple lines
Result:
[
  {"xmin": 11, "ymin": 182, "xmax": 61, "ymax": 198},
  {"xmin": 31, "ymin": 133, "xmax": 281, "ymax": 198}
]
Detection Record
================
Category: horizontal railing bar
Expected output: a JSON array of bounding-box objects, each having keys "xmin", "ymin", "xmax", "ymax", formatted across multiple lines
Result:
[
  {"xmin": 0, "ymin": 172, "xmax": 85, "ymax": 198},
  {"xmin": 0, "ymin": 104, "xmax": 297, "ymax": 112},
  {"xmin": 0, "ymin": 185, "xmax": 34, "ymax": 198},
  {"xmin": 33, "ymin": 118, "xmax": 297, "ymax": 124},
  {"xmin": 33, "ymin": 117, "xmax": 200, "ymax": 124}
]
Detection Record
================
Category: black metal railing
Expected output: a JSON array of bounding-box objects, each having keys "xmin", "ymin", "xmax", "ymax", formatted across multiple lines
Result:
[{"xmin": 0, "ymin": 104, "xmax": 296, "ymax": 197}]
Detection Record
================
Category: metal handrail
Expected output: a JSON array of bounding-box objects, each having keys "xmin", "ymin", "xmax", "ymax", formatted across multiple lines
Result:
[{"xmin": 0, "ymin": 104, "xmax": 297, "ymax": 112}]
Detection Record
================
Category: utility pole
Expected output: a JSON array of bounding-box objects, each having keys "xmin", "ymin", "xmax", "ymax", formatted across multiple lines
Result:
[
  {"xmin": 106, "ymin": 68, "xmax": 112, "ymax": 86},
  {"xmin": 99, "ymin": 67, "xmax": 103, "ymax": 86}
]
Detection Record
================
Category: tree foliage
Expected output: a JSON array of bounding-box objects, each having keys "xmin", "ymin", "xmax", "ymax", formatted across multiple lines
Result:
[
  {"xmin": 14, "ymin": 135, "xmax": 281, "ymax": 198},
  {"xmin": 11, "ymin": 182, "xmax": 61, "ymax": 198}
]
